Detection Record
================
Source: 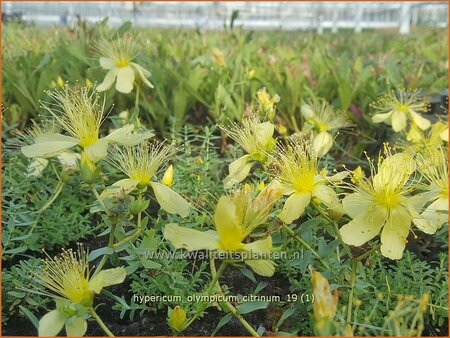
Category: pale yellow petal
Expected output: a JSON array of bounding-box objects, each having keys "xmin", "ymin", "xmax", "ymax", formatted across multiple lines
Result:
[
  {"xmin": 223, "ymin": 155, "xmax": 253, "ymax": 189},
  {"xmin": 84, "ymin": 138, "xmax": 108, "ymax": 162},
  {"xmin": 163, "ymin": 223, "xmax": 220, "ymax": 251},
  {"xmin": 313, "ymin": 131, "xmax": 333, "ymax": 157},
  {"xmin": 339, "ymin": 209, "xmax": 385, "ymax": 246},
  {"xmin": 38, "ymin": 310, "xmax": 65, "ymax": 337},
  {"xmin": 313, "ymin": 184, "xmax": 343, "ymax": 213},
  {"xmin": 439, "ymin": 127, "xmax": 448, "ymax": 142},
  {"xmin": 150, "ymin": 181, "xmax": 190, "ymax": 217},
  {"xmin": 380, "ymin": 207, "xmax": 411, "ymax": 260},
  {"xmin": 409, "ymin": 110, "xmax": 431, "ymax": 130},
  {"xmin": 115, "ymin": 66, "xmax": 135, "ymax": 94},
  {"xmin": 65, "ymin": 317, "xmax": 87, "ymax": 337},
  {"xmin": 105, "ymin": 124, "xmax": 154, "ymax": 146},
  {"xmin": 131, "ymin": 62, "xmax": 154, "ymax": 88},
  {"xmin": 27, "ymin": 158, "xmax": 49, "ymax": 177},
  {"xmin": 214, "ymin": 196, "xmax": 242, "ymax": 250},
  {"xmin": 56, "ymin": 151, "xmax": 80, "ymax": 171},
  {"xmin": 89, "ymin": 267, "xmax": 126, "ymax": 293},
  {"xmin": 372, "ymin": 112, "xmax": 392, "ymax": 123},
  {"xmin": 99, "ymin": 57, "xmax": 115, "ymax": 70},
  {"xmin": 97, "ymin": 68, "xmax": 118, "ymax": 92},
  {"xmin": 21, "ymin": 134, "xmax": 79, "ymax": 158},
  {"xmin": 279, "ymin": 192, "xmax": 311, "ymax": 224},
  {"xmin": 254, "ymin": 122, "xmax": 275, "ymax": 147},
  {"xmin": 391, "ymin": 111, "xmax": 407, "ymax": 132},
  {"xmin": 342, "ymin": 192, "xmax": 371, "ymax": 218},
  {"xmin": 99, "ymin": 178, "xmax": 139, "ymax": 201},
  {"xmin": 244, "ymin": 259, "xmax": 275, "ymax": 277},
  {"xmin": 241, "ymin": 236, "xmax": 272, "ymax": 254}
]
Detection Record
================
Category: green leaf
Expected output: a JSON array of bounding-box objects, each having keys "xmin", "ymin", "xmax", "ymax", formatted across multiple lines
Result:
[
  {"xmin": 211, "ymin": 313, "xmax": 232, "ymax": 336},
  {"xmin": 237, "ymin": 301, "xmax": 270, "ymax": 314},
  {"xmin": 19, "ymin": 305, "xmax": 39, "ymax": 330},
  {"xmin": 88, "ymin": 247, "xmax": 114, "ymax": 262}
]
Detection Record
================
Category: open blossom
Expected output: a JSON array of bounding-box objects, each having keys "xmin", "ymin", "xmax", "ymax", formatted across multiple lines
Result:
[
  {"xmin": 102, "ymin": 142, "xmax": 190, "ymax": 217},
  {"xmin": 220, "ymin": 116, "xmax": 276, "ymax": 189},
  {"xmin": 339, "ymin": 149, "xmax": 421, "ymax": 260},
  {"xmin": 270, "ymin": 138, "xmax": 347, "ymax": 224},
  {"xmin": 96, "ymin": 35, "xmax": 153, "ymax": 94},
  {"xmin": 413, "ymin": 147, "xmax": 448, "ymax": 234},
  {"xmin": 35, "ymin": 246, "xmax": 126, "ymax": 337},
  {"xmin": 21, "ymin": 86, "xmax": 153, "ymax": 162},
  {"xmin": 163, "ymin": 181, "xmax": 283, "ymax": 276},
  {"xmin": 371, "ymin": 89, "xmax": 430, "ymax": 132},
  {"xmin": 301, "ymin": 98, "xmax": 349, "ymax": 157}
]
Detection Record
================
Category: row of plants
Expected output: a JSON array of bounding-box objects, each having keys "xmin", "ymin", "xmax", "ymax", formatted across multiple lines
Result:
[{"xmin": 2, "ymin": 20, "xmax": 448, "ymax": 336}]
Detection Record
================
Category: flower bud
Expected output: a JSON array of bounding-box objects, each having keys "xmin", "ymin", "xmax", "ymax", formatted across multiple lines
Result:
[
  {"xmin": 161, "ymin": 165, "xmax": 174, "ymax": 187},
  {"xmin": 80, "ymin": 152, "xmax": 99, "ymax": 183},
  {"xmin": 168, "ymin": 306, "xmax": 186, "ymax": 332}
]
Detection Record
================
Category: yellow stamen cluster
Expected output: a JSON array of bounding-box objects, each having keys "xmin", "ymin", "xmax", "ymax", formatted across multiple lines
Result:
[
  {"xmin": 416, "ymin": 147, "xmax": 448, "ymax": 199},
  {"xmin": 108, "ymin": 142, "xmax": 175, "ymax": 186},
  {"xmin": 371, "ymin": 88, "xmax": 429, "ymax": 116},
  {"xmin": 36, "ymin": 246, "xmax": 93, "ymax": 306},
  {"xmin": 273, "ymin": 138, "xmax": 318, "ymax": 193},
  {"xmin": 220, "ymin": 115, "xmax": 275, "ymax": 163},
  {"xmin": 96, "ymin": 35, "xmax": 142, "ymax": 67},
  {"xmin": 302, "ymin": 98, "xmax": 349, "ymax": 132},
  {"xmin": 42, "ymin": 86, "xmax": 104, "ymax": 147}
]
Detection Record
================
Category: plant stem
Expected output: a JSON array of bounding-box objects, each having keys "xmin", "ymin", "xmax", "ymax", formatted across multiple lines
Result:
[
  {"xmin": 205, "ymin": 260, "xmax": 227, "ymax": 295},
  {"xmin": 222, "ymin": 301, "xmax": 260, "ymax": 337},
  {"xmin": 90, "ymin": 309, "xmax": 114, "ymax": 337},
  {"xmin": 94, "ymin": 222, "xmax": 117, "ymax": 276},
  {"xmin": 313, "ymin": 204, "xmax": 353, "ymax": 259},
  {"xmin": 113, "ymin": 192, "xmax": 144, "ymax": 248},
  {"xmin": 29, "ymin": 180, "xmax": 65, "ymax": 234},
  {"xmin": 346, "ymin": 259, "xmax": 357, "ymax": 325},
  {"xmin": 356, "ymin": 244, "xmax": 380, "ymax": 261},
  {"xmin": 135, "ymin": 84, "xmax": 140, "ymax": 110},
  {"xmin": 91, "ymin": 185, "xmax": 109, "ymax": 215},
  {"xmin": 282, "ymin": 224, "xmax": 331, "ymax": 270}
]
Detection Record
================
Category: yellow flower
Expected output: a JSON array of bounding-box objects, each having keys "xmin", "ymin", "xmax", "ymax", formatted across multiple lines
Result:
[
  {"xmin": 220, "ymin": 116, "xmax": 275, "ymax": 189},
  {"xmin": 407, "ymin": 120, "xmax": 448, "ymax": 147},
  {"xmin": 57, "ymin": 76, "xmax": 64, "ymax": 88},
  {"xmin": 161, "ymin": 164, "xmax": 174, "ymax": 187},
  {"xmin": 168, "ymin": 306, "xmax": 187, "ymax": 332},
  {"xmin": 18, "ymin": 120, "xmax": 80, "ymax": 177},
  {"xmin": 103, "ymin": 142, "xmax": 190, "ymax": 217},
  {"xmin": 301, "ymin": 98, "xmax": 349, "ymax": 157},
  {"xmin": 371, "ymin": 89, "xmax": 430, "ymax": 132},
  {"xmin": 35, "ymin": 246, "xmax": 126, "ymax": 337},
  {"xmin": 413, "ymin": 147, "xmax": 448, "ymax": 234},
  {"xmin": 96, "ymin": 35, "xmax": 154, "ymax": 94},
  {"xmin": 211, "ymin": 47, "xmax": 226, "ymax": 67},
  {"xmin": 256, "ymin": 87, "xmax": 280, "ymax": 120},
  {"xmin": 163, "ymin": 181, "xmax": 283, "ymax": 276},
  {"xmin": 271, "ymin": 138, "xmax": 347, "ymax": 224},
  {"xmin": 21, "ymin": 86, "xmax": 154, "ymax": 162},
  {"xmin": 339, "ymin": 149, "xmax": 419, "ymax": 260},
  {"xmin": 311, "ymin": 270, "xmax": 338, "ymax": 335}
]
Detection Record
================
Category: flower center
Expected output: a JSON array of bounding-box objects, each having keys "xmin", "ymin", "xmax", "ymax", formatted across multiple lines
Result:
[
  {"xmin": 79, "ymin": 136, "xmax": 99, "ymax": 148},
  {"xmin": 397, "ymin": 104, "xmax": 409, "ymax": 113},
  {"xmin": 131, "ymin": 170, "xmax": 152, "ymax": 186},
  {"xmin": 116, "ymin": 57, "xmax": 130, "ymax": 68},
  {"xmin": 317, "ymin": 123, "xmax": 328, "ymax": 132},
  {"xmin": 374, "ymin": 189, "xmax": 401, "ymax": 210}
]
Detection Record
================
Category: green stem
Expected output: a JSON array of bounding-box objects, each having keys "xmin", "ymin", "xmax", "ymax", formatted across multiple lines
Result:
[
  {"xmin": 313, "ymin": 204, "xmax": 353, "ymax": 259},
  {"xmin": 135, "ymin": 84, "xmax": 140, "ymax": 110},
  {"xmin": 282, "ymin": 224, "xmax": 331, "ymax": 270},
  {"xmin": 222, "ymin": 301, "xmax": 260, "ymax": 337},
  {"xmin": 94, "ymin": 222, "xmax": 117, "ymax": 276},
  {"xmin": 346, "ymin": 260, "xmax": 357, "ymax": 325},
  {"xmin": 29, "ymin": 180, "xmax": 65, "ymax": 234},
  {"xmin": 91, "ymin": 185, "xmax": 109, "ymax": 215},
  {"xmin": 90, "ymin": 309, "xmax": 114, "ymax": 337},
  {"xmin": 113, "ymin": 192, "xmax": 143, "ymax": 249},
  {"xmin": 205, "ymin": 260, "xmax": 227, "ymax": 295},
  {"xmin": 356, "ymin": 244, "xmax": 380, "ymax": 261}
]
